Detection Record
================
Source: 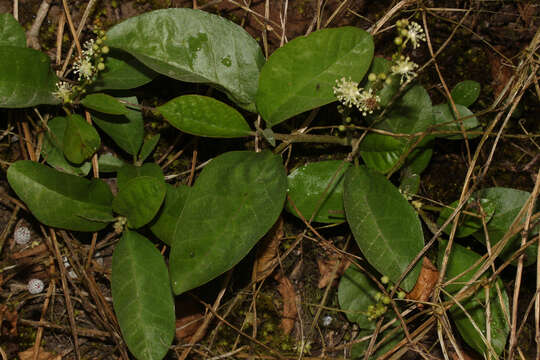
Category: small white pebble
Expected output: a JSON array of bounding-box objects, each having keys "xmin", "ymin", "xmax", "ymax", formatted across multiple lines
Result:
[
  {"xmin": 27, "ymin": 279, "xmax": 45, "ymax": 294},
  {"xmin": 14, "ymin": 226, "xmax": 31, "ymax": 245},
  {"xmin": 322, "ymin": 315, "xmax": 333, "ymax": 327}
]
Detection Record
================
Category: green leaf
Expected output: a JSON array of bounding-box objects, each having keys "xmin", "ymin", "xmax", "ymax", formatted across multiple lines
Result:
[
  {"xmin": 150, "ymin": 184, "xmax": 190, "ymax": 245},
  {"xmin": 472, "ymin": 187, "xmax": 538, "ymax": 266},
  {"xmin": 156, "ymin": 95, "xmax": 251, "ymax": 138},
  {"xmin": 169, "ymin": 150, "xmax": 287, "ymax": 294},
  {"xmin": 432, "ymin": 103, "xmax": 480, "ymax": 139},
  {"xmin": 113, "ymin": 177, "xmax": 166, "ymax": 228},
  {"xmin": 112, "ymin": 231, "xmax": 175, "ymax": 360},
  {"xmin": 286, "ymin": 160, "xmax": 350, "ymax": 223},
  {"xmin": 360, "ymin": 85, "xmax": 433, "ymax": 174},
  {"xmin": 437, "ymin": 197, "xmax": 496, "ymax": 238},
  {"xmin": 438, "ymin": 241, "xmax": 509, "ymax": 357},
  {"xmin": 98, "ymin": 153, "xmax": 126, "ymax": 173},
  {"xmin": 338, "ymin": 265, "xmax": 383, "ymax": 329},
  {"xmin": 451, "ymin": 80, "xmax": 481, "ymax": 107},
  {"xmin": 7, "ymin": 160, "xmax": 113, "ymax": 231},
  {"xmin": 91, "ymin": 50, "xmax": 157, "ymax": 91},
  {"xmin": 398, "ymin": 147, "xmax": 433, "ymax": 196},
  {"xmin": 138, "ymin": 134, "xmax": 160, "ymax": 163},
  {"xmin": 106, "ymin": 8, "xmax": 265, "ymax": 110},
  {"xmin": 0, "ymin": 13, "xmax": 26, "ymax": 47},
  {"xmin": 93, "ymin": 96, "xmax": 144, "ymax": 155},
  {"xmin": 257, "ymin": 27, "xmax": 374, "ymax": 126},
  {"xmin": 0, "ymin": 46, "xmax": 60, "ymax": 108},
  {"xmin": 343, "ymin": 166, "xmax": 423, "ymax": 291},
  {"xmin": 117, "ymin": 163, "xmax": 164, "ymax": 190},
  {"xmin": 81, "ymin": 93, "xmax": 129, "ymax": 115},
  {"xmin": 63, "ymin": 114, "xmax": 101, "ymax": 164},
  {"xmin": 42, "ymin": 116, "xmax": 92, "ymax": 176}
]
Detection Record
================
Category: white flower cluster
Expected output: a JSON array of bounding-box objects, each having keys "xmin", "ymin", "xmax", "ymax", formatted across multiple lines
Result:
[
  {"xmin": 391, "ymin": 56, "xmax": 419, "ymax": 84},
  {"xmin": 53, "ymin": 81, "xmax": 73, "ymax": 103},
  {"xmin": 333, "ymin": 77, "xmax": 381, "ymax": 116},
  {"xmin": 406, "ymin": 21, "xmax": 426, "ymax": 49}
]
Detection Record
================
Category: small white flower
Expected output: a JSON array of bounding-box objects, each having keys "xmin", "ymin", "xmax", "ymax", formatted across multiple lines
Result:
[
  {"xmin": 82, "ymin": 39, "xmax": 95, "ymax": 57},
  {"xmin": 391, "ymin": 56, "xmax": 418, "ymax": 84},
  {"xmin": 73, "ymin": 57, "xmax": 95, "ymax": 81},
  {"xmin": 14, "ymin": 226, "xmax": 31, "ymax": 245},
  {"xmin": 322, "ymin": 315, "xmax": 333, "ymax": 327},
  {"xmin": 28, "ymin": 279, "xmax": 45, "ymax": 294},
  {"xmin": 407, "ymin": 22, "xmax": 426, "ymax": 49},
  {"xmin": 53, "ymin": 81, "xmax": 72, "ymax": 103},
  {"xmin": 356, "ymin": 88, "xmax": 381, "ymax": 116},
  {"xmin": 333, "ymin": 77, "xmax": 360, "ymax": 108}
]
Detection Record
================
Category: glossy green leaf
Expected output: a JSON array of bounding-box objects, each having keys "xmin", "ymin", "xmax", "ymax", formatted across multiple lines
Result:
[
  {"xmin": 106, "ymin": 8, "xmax": 265, "ymax": 110},
  {"xmin": 0, "ymin": 46, "xmax": 60, "ymax": 108},
  {"xmin": 338, "ymin": 265, "xmax": 383, "ymax": 329},
  {"xmin": 138, "ymin": 134, "xmax": 160, "ymax": 163},
  {"xmin": 112, "ymin": 230, "xmax": 175, "ymax": 360},
  {"xmin": 343, "ymin": 166, "xmax": 423, "ymax": 291},
  {"xmin": 169, "ymin": 150, "xmax": 287, "ymax": 294},
  {"xmin": 98, "ymin": 153, "xmax": 126, "ymax": 173},
  {"xmin": 472, "ymin": 187, "xmax": 538, "ymax": 266},
  {"xmin": 117, "ymin": 163, "xmax": 164, "ymax": 190},
  {"xmin": 42, "ymin": 116, "xmax": 91, "ymax": 176},
  {"xmin": 81, "ymin": 93, "xmax": 129, "ymax": 115},
  {"xmin": 7, "ymin": 160, "xmax": 113, "ymax": 231},
  {"xmin": 360, "ymin": 85, "xmax": 433, "ymax": 174},
  {"xmin": 287, "ymin": 160, "xmax": 350, "ymax": 223},
  {"xmin": 438, "ymin": 241, "xmax": 509, "ymax": 357},
  {"xmin": 437, "ymin": 197, "xmax": 496, "ymax": 238},
  {"xmin": 150, "ymin": 184, "xmax": 190, "ymax": 245},
  {"xmin": 432, "ymin": 103, "xmax": 479, "ymax": 140},
  {"xmin": 93, "ymin": 96, "xmax": 144, "ymax": 155},
  {"xmin": 0, "ymin": 13, "xmax": 26, "ymax": 47},
  {"xmin": 157, "ymin": 95, "xmax": 251, "ymax": 138},
  {"xmin": 63, "ymin": 114, "xmax": 101, "ymax": 164},
  {"xmin": 451, "ymin": 80, "xmax": 481, "ymax": 107},
  {"xmin": 91, "ymin": 50, "xmax": 157, "ymax": 91},
  {"xmin": 113, "ymin": 176, "xmax": 166, "ymax": 228},
  {"xmin": 257, "ymin": 27, "xmax": 374, "ymax": 126}
]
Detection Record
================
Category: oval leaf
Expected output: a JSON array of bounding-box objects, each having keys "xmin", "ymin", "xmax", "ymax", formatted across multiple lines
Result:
[
  {"xmin": 437, "ymin": 197, "xmax": 496, "ymax": 238},
  {"xmin": 91, "ymin": 50, "xmax": 157, "ymax": 91},
  {"xmin": 438, "ymin": 241, "xmax": 509, "ymax": 357},
  {"xmin": 150, "ymin": 184, "xmax": 190, "ymax": 245},
  {"xmin": 113, "ymin": 177, "xmax": 166, "ymax": 228},
  {"xmin": 0, "ymin": 13, "xmax": 26, "ymax": 47},
  {"xmin": 343, "ymin": 166, "xmax": 423, "ymax": 291},
  {"xmin": 138, "ymin": 134, "xmax": 160, "ymax": 163},
  {"xmin": 169, "ymin": 150, "xmax": 287, "ymax": 295},
  {"xmin": 472, "ymin": 187, "xmax": 538, "ymax": 266},
  {"xmin": 63, "ymin": 114, "xmax": 101, "ymax": 164},
  {"xmin": 7, "ymin": 160, "xmax": 113, "ymax": 231},
  {"xmin": 42, "ymin": 116, "xmax": 91, "ymax": 176},
  {"xmin": 157, "ymin": 95, "xmax": 251, "ymax": 138},
  {"xmin": 286, "ymin": 160, "xmax": 350, "ymax": 223},
  {"xmin": 433, "ymin": 103, "xmax": 479, "ymax": 139},
  {"xmin": 257, "ymin": 27, "xmax": 374, "ymax": 126},
  {"xmin": 338, "ymin": 265, "xmax": 384, "ymax": 329},
  {"xmin": 98, "ymin": 153, "xmax": 126, "ymax": 173},
  {"xmin": 93, "ymin": 96, "xmax": 144, "ymax": 155},
  {"xmin": 451, "ymin": 80, "xmax": 481, "ymax": 107},
  {"xmin": 0, "ymin": 46, "xmax": 60, "ymax": 108},
  {"xmin": 81, "ymin": 93, "xmax": 129, "ymax": 115},
  {"xmin": 112, "ymin": 231, "xmax": 175, "ymax": 360},
  {"xmin": 106, "ymin": 8, "xmax": 265, "ymax": 110}
]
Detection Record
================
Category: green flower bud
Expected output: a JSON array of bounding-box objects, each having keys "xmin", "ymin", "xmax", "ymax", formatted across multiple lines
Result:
[
  {"xmin": 97, "ymin": 62, "xmax": 105, "ymax": 71},
  {"xmin": 101, "ymin": 46, "xmax": 110, "ymax": 54},
  {"xmin": 400, "ymin": 29, "xmax": 408, "ymax": 37},
  {"xmin": 382, "ymin": 295, "xmax": 391, "ymax": 305},
  {"xmin": 99, "ymin": 30, "xmax": 106, "ymax": 37},
  {"xmin": 385, "ymin": 78, "xmax": 393, "ymax": 86},
  {"xmin": 378, "ymin": 73, "xmax": 387, "ymax": 80},
  {"xmin": 96, "ymin": 38, "xmax": 103, "ymax": 45},
  {"xmin": 345, "ymin": 116, "xmax": 352, "ymax": 123},
  {"xmin": 398, "ymin": 291, "xmax": 406, "ymax": 299},
  {"xmin": 394, "ymin": 37, "xmax": 403, "ymax": 46},
  {"xmin": 381, "ymin": 275, "xmax": 389, "ymax": 284},
  {"xmin": 368, "ymin": 73, "xmax": 377, "ymax": 82},
  {"xmin": 338, "ymin": 125, "xmax": 346, "ymax": 132}
]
